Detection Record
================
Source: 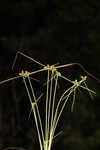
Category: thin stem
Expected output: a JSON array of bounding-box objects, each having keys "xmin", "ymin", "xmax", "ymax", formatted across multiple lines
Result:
[
  {"xmin": 50, "ymin": 75, "xmax": 58, "ymax": 132},
  {"xmin": 43, "ymin": 74, "xmax": 56, "ymax": 86},
  {"xmin": 28, "ymin": 93, "xmax": 43, "ymax": 119},
  {"xmin": 53, "ymin": 89, "xmax": 74, "ymax": 135},
  {"xmin": 47, "ymin": 72, "xmax": 54, "ymax": 139},
  {"xmin": 45, "ymin": 69, "xmax": 50, "ymax": 150},
  {"xmin": 56, "ymin": 62, "xmax": 100, "ymax": 83},
  {"xmin": 71, "ymin": 87, "xmax": 76, "ymax": 112},
  {"xmin": 53, "ymin": 78, "xmax": 93, "ymax": 133},
  {"xmin": 28, "ymin": 76, "xmax": 44, "ymax": 143},
  {"xmin": 55, "ymin": 63, "xmax": 74, "ymax": 69},
  {"xmin": 50, "ymin": 79, "xmax": 86, "ymax": 142},
  {"xmin": 17, "ymin": 51, "xmax": 45, "ymax": 67},
  {"xmin": 61, "ymin": 75, "xmax": 74, "ymax": 84},
  {"xmin": 0, "ymin": 76, "xmax": 21, "ymax": 85},
  {"xmin": 78, "ymin": 84, "xmax": 96, "ymax": 94},
  {"xmin": 48, "ymin": 85, "xmax": 75, "ymax": 150},
  {"xmin": 23, "ymin": 77, "xmax": 43, "ymax": 150},
  {"xmin": 61, "ymin": 75, "xmax": 96, "ymax": 94},
  {"xmin": 48, "ymin": 76, "xmax": 58, "ymax": 150},
  {"xmin": 29, "ymin": 68, "xmax": 47, "ymax": 76}
]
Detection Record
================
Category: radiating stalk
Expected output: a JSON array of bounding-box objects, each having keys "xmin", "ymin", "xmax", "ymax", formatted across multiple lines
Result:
[
  {"xmin": 23, "ymin": 77, "xmax": 43, "ymax": 150},
  {"xmin": 27, "ymin": 76, "xmax": 44, "ymax": 143},
  {"xmin": 53, "ymin": 84, "xmax": 75, "ymax": 123},
  {"xmin": 55, "ymin": 91, "xmax": 73, "ymax": 130},
  {"xmin": 53, "ymin": 78, "xmax": 91, "ymax": 135},
  {"xmin": 47, "ymin": 72, "xmax": 54, "ymax": 138},
  {"xmin": 48, "ymin": 83, "xmax": 75, "ymax": 150},
  {"xmin": 48, "ymin": 85, "xmax": 75, "ymax": 150},
  {"xmin": 50, "ymin": 88, "xmax": 74, "ymax": 146},
  {"xmin": 17, "ymin": 51, "xmax": 45, "ymax": 67},
  {"xmin": 45, "ymin": 69, "xmax": 50, "ymax": 150},
  {"xmin": 83, "ymin": 81, "xmax": 94, "ymax": 100},
  {"xmin": 61, "ymin": 75, "xmax": 74, "ymax": 84},
  {"xmin": 0, "ymin": 75, "xmax": 21, "ymax": 85},
  {"xmin": 50, "ymin": 75, "xmax": 58, "ymax": 132},
  {"xmin": 29, "ymin": 68, "xmax": 47, "ymax": 76}
]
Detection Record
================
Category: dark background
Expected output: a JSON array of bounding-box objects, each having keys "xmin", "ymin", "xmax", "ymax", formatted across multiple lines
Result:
[{"xmin": 0, "ymin": 0, "xmax": 100, "ymax": 150}]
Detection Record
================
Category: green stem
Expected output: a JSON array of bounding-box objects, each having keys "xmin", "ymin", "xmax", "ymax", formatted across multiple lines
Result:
[
  {"xmin": 23, "ymin": 77, "xmax": 43, "ymax": 150},
  {"xmin": 50, "ymin": 75, "xmax": 58, "ymax": 132},
  {"xmin": 27, "ymin": 76, "xmax": 44, "ymax": 143},
  {"xmin": 47, "ymin": 72, "xmax": 54, "ymax": 138},
  {"xmin": 0, "ymin": 76, "xmax": 21, "ymax": 85},
  {"xmin": 45, "ymin": 69, "xmax": 50, "ymax": 150}
]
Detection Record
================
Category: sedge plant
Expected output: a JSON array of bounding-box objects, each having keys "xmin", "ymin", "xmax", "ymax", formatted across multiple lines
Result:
[{"xmin": 0, "ymin": 51, "xmax": 98, "ymax": 150}]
